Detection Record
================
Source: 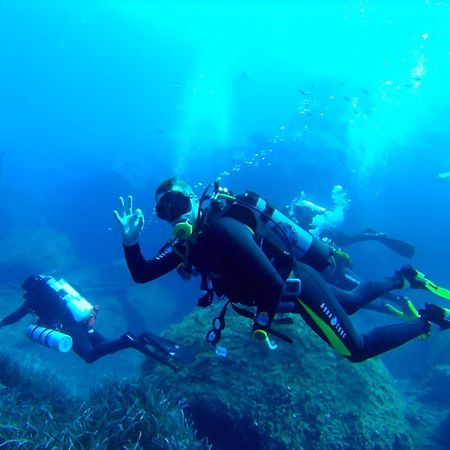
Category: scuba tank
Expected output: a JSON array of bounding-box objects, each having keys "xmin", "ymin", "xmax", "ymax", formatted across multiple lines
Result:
[
  {"xmin": 26, "ymin": 324, "xmax": 73, "ymax": 353},
  {"xmin": 200, "ymin": 183, "xmax": 333, "ymax": 273},
  {"xmin": 237, "ymin": 191, "xmax": 314, "ymax": 260},
  {"xmin": 236, "ymin": 191, "xmax": 333, "ymax": 271},
  {"xmin": 44, "ymin": 276, "xmax": 95, "ymax": 322}
]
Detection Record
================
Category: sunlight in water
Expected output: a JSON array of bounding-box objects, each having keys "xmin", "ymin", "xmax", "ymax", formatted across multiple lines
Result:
[
  {"xmin": 345, "ymin": 32, "xmax": 430, "ymax": 183},
  {"xmin": 175, "ymin": 45, "xmax": 233, "ymax": 174}
]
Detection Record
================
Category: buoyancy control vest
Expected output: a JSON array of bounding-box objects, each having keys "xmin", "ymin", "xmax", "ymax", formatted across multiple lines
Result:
[
  {"xmin": 22, "ymin": 275, "xmax": 98, "ymax": 325},
  {"xmin": 192, "ymin": 182, "xmax": 335, "ymax": 346},
  {"xmin": 197, "ymin": 184, "xmax": 334, "ymax": 278},
  {"xmin": 233, "ymin": 191, "xmax": 334, "ymax": 272}
]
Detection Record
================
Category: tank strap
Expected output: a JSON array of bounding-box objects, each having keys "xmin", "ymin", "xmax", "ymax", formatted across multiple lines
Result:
[{"xmin": 260, "ymin": 203, "xmax": 275, "ymax": 223}]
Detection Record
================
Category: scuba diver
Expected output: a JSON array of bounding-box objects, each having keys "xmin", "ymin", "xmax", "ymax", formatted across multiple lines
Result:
[
  {"xmin": 286, "ymin": 187, "xmax": 415, "ymax": 258},
  {"xmin": 0, "ymin": 274, "xmax": 192, "ymax": 370},
  {"xmin": 286, "ymin": 186, "xmax": 420, "ymax": 320},
  {"xmin": 114, "ymin": 177, "xmax": 450, "ymax": 362}
]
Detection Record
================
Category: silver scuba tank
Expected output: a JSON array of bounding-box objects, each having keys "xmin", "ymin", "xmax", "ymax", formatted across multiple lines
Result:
[
  {"xmin": 236, "ymin": 191, "xmax": 333, "ymax": 271},
  {"xmin": 45, "ymin": 277, "xmax": 94, "ymax": 322},
  {"xmin": 249, "ymin": 194, "xmax": 313, "ymax": 259},
  {"xmin": 26, "ymin": 324, "xmax": 73, "ymax": 353}
]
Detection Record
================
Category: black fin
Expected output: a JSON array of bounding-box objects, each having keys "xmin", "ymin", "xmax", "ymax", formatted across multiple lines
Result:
[
  {"xmin": 139, "ymin": 331, "xmax": 195, "ymax": 365},
  {"xmin": 132, "ymin": 340, "xmax": 179, "ymax": 371},
  {"xmin": 363, "ymin": 228, "xmax": 415, "ymax": 258}
]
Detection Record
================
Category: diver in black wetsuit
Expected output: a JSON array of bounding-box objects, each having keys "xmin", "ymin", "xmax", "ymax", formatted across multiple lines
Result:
[
  {"xmin": 114, "ymin": 177, "xmax": 450, "ymax": 363},
  {"xmin": 287, "ymin": 193, "xmax": 415, "ymax": 258},
  {"xmin": 0, "ymin": 275, "xmax": 190, "ymax": 369},
  {"xmin": 287, "ymin": 191, "xmax": 418, "ymax": 318}
]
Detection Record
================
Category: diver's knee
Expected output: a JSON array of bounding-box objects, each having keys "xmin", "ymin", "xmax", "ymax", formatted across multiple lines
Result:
[
  {"xmin": 76, "ymin": 351, "xmax": 97, "ymax": 364},
  {"xmin": 345, "ymin": 352, "xmax": 368, "ymax": 363}
]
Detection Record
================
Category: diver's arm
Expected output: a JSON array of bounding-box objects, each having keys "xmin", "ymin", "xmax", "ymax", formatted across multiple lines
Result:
[
  {"xmin": 123, "ymin": 243, "xmax": 182, "ymax": 283},
  {"xmin": 0, "ymin": 302, "xmax": 30, "ymax": 326}
]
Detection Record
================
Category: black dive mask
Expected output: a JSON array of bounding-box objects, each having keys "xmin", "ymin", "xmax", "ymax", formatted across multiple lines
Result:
[{"xmin": 156, "ymin": 190, "xmax": 192, "ymax": 222}]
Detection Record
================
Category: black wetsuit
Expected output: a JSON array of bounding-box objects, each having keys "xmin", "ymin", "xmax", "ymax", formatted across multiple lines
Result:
[
  {"xmin": 124, "ymin": 212, "xmax": 430, "ymax": 362},
  {"xmin": 1, "ymin": 279, "xmax": 133, "ymax": 363}
]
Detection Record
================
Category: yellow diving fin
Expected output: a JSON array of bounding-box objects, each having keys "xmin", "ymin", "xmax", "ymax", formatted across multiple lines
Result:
[
  {"xmin": 415, "ymin": 269, "xmax": 450, "ymax": 300},
  {"xmin": 384, "ymin": 297, "xmax": 420, "ymax": 320}
]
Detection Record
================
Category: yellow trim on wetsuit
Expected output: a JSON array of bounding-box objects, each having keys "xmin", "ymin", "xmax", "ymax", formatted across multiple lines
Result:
[{"xmin": 296, "ymin": 298, "xmax": 352, "ymax": 357}]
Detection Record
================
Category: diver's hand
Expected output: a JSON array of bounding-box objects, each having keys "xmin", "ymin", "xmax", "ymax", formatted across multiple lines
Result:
[{"xmin": 113, "ymin": 195, "xmax": 145, "ymax": 246}]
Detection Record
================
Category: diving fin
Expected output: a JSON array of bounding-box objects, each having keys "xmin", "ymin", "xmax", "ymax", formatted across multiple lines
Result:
[
  {"xmin": 383, "ymin": 304, "xmax": 406, "ymax": 318},
  {"xmin": 417, "ymin": 273, "xmax": 450, "ymax": 301},
  {"xmin": 363, "ymin": 228, "xmax": 415, "ymax": 258},
  {"xmin": 138, "ymin": 331, "xmax": 196, "ymax": 365},
  {"xmin": 384, "ymin": 296, "xmax": 420, "ymax": 320},
  {"xmin": 131, "ymin": 339, "xmax": 179, "ymax": 371},
  {"xmin": 398, "ymin": 265, "xmax": 450, "ymax": 301}
]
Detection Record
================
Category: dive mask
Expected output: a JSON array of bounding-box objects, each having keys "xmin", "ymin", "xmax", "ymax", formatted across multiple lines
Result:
[{"xmin": 156, "ymin": 190, "xmax": 192, "ymax": 223}]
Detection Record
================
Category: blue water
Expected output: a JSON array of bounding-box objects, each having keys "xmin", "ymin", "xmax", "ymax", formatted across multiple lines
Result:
[{"xmin": 1, "ymin": 0, "xmax": 450, "ymax": 443}]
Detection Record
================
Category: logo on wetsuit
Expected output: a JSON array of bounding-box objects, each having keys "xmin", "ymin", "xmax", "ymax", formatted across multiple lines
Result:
[
  {"xmin": 320, "ymin": 302, "xmax": 347, "ymax": 339},
  {"xmin": 156, "ymin": 246, "xmax": 173, "ymax": 260}
]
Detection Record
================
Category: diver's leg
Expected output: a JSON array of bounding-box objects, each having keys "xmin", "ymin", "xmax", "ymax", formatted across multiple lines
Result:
[
  {"xmin": 88, "ymin": 329, "xmax": 107, "ymax": 346},
  {"xmin": 293, "ymin": 263, "xmax": 430, "ymax": 362},
  {"xmin": 347, "ymin": 319, "xmax": 430, "ymax": 362},
  {"xmin": 330, "ymin": 274, "xmax": 404, "ymax": 315},
  {"xmin": 323, "ymin": 228, "xmax": 358, "ymax": 247},
  {"xmin": 72, "ymin": 329, "xmax": 134, "ymax": 363},
  {"xmin": 322, "ymin": 266, "xmax": 361, "ymax": 290},
  {"xmin": 325, "ymin": 228, "xmax": 415, "ymax": 258}
]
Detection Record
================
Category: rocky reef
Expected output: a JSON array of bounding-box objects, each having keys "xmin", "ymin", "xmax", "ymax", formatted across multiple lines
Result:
[{"xmin": 143, "ymin": 303, "xmax": 414, "ymax": 450}]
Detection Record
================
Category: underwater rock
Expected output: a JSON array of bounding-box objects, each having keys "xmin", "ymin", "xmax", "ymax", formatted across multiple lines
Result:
[
  {"xmin": 414, "ymin": 364, "xmax": 450, "ymax": 406},
  {"xmin": 143, "ymin": 304, "xmax": 413, "ymax": 450},
  {"xmin": 433, "ymin": 411, "xmax": 450, "ymax": 449},
  {"xmin": 0, "ymin": 226, "xmax": 75, "ymax": 275}
]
